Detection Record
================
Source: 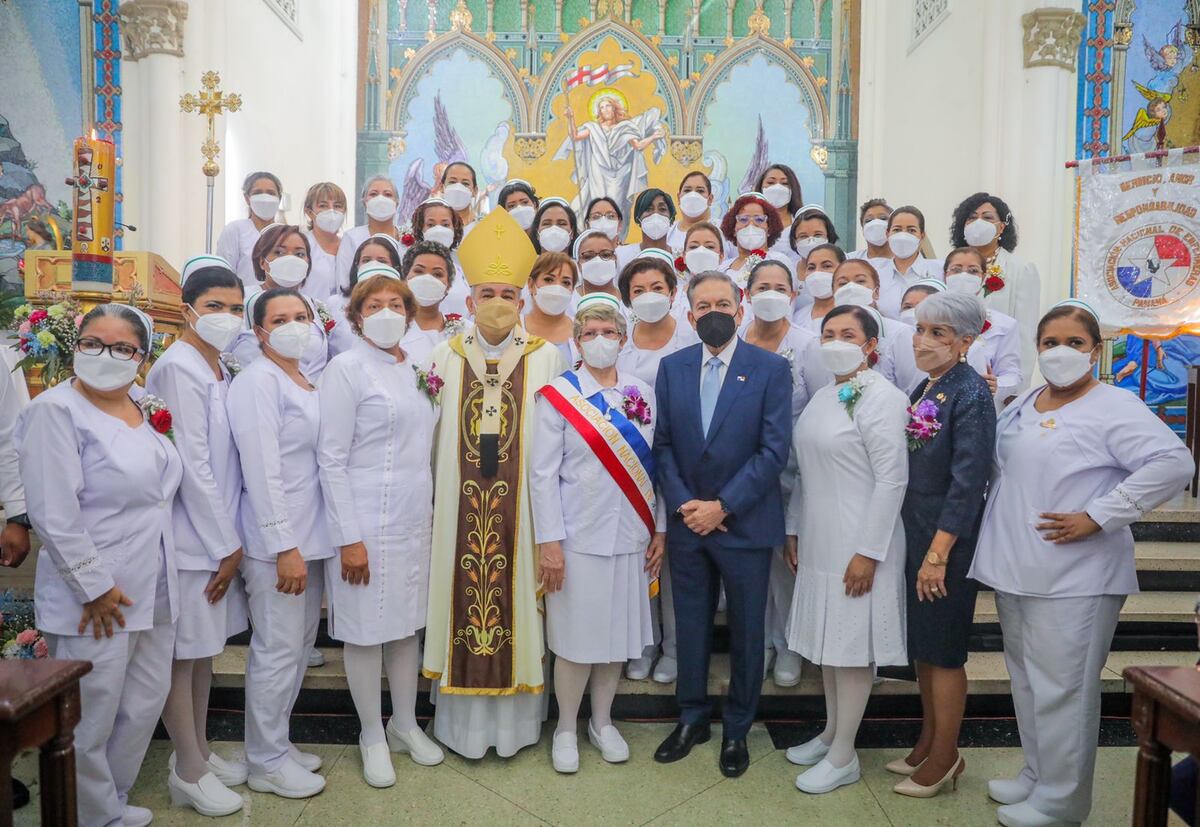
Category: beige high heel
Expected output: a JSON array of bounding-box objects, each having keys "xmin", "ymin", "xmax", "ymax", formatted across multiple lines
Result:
[
  {"xmin": 892, "ymin": 755, "xmax": 965, "ymax": 798},
  {"xmin": 884, "ymin": 756, "xmax": 923, "ymax": 776}
]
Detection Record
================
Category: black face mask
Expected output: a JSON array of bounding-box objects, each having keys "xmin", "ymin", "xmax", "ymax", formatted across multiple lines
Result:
[{"xmin": 695, "ymin": 310, "xmax": 737, "ymax": 348}]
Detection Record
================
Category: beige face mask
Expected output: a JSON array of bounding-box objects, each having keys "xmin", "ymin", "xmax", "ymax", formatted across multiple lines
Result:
[
  {"xmin": 474, "ymin": 298, "xmax": 520, "ymax": 341},
  {"xmin": 913, "ymin": 335, "xmax": 955, "ymax": 373}
]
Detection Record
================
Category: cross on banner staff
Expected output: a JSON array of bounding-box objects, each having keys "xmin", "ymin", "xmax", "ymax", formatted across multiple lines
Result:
[{"xmin": 179, "ymin": 71, "xmax": 242, "ymax": 253}]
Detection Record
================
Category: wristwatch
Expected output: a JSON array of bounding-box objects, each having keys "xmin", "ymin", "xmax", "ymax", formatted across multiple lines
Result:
[
  {"xmin": 924, "ymin": 550, "xmax": 947, "ymax": 567},
  {"xmin": 6, "ymin": 513, "xmax": 31, "ymax": 530}
]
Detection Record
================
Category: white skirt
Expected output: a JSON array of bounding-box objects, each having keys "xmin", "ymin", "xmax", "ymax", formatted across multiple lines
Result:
[
  {"xmin": 174, "ymin": 568, "xmax": 249, "ymax": 660},
  {"xmin": 785, "ymin": 555, "xmax": 907, "ymax": 668},
  {"xmin": 430, "ymin": 682, "xmax": 547, "ymax": 759},
  {"xmin": 324, "ymin": 531, "xmax": 430, "ymax": 646},
  {"xmin": 546, "ymin": 549, "xmax": 654, "ymax": 664}
]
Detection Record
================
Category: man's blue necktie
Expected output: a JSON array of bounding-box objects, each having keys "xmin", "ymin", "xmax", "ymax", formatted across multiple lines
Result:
[{"xmin": 700, "ymin": 356, "xmax": 722, "ymax": 436}]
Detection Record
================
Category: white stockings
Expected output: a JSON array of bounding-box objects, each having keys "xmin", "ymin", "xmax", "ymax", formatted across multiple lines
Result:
[{"xmin": 343, "ymin": 636, "xmax": 421, "ymax": 746}]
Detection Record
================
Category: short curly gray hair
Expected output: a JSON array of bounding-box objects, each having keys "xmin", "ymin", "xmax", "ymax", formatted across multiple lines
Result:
[{"xmin": 914, "ymin": 291, "xmax": 986, "ymax": 337}]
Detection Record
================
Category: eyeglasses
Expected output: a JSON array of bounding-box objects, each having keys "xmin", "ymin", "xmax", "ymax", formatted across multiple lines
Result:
[
  {"xmin": 947, "ymin": 265, "xmax": 984, "ymax": 276},
  {"xmin": 581, "ymin": 250, "xmax": 615, "ymax": 261},
  {"xmin": 735, "ymin": 215, "xmax": 768, "ymax": 226},
  {"xmin": 76, "ymin": 337, "xmax": 144, "ymax": 361},
  {"xmin": 577, "ymin": 330, "xmax": 622, "ymax": 342}
]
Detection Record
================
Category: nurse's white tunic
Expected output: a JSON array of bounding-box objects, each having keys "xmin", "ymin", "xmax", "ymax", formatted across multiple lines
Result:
[
  {"xmin": 318, "ymin": 339, "xmax": 438, "ymax": 644},
  {"xmin": 738, "ymin": 321, "xmax": 817, "ymax": 420},
  {"xmin": 970, "ymin": 382, "xmax": 1193, "ymax": 597},
  {"xmin": 874, "ymin": 257, "xmax": 944, "ymax": 320},
  {"xmin": 785, "ymin": 371, "xmax": 908, "ymax": 667},
  {"xmin": 302, "ymin": 230, "xmax": 340, "ymax": 299},
  {"xmin": 982, "ymin": 248, "xmax": 1041, "ymax": 383},
  {"xmin": 616, "ymin": 319, "xmax": 699, "ymax": 389},
  {"xmin": 530, "ymin": 370, "xmax": 656, "ymax": 663},
  {"xmin": 146, "ymin": 342, "xmax": 249, "ymax": 658},
  {"xmin": 801, "ymin": 314, "xmax": 919, "ymax": 395},
  {"xmin": 215, "ymin": 217, "xmax": 263, "ymax": 289},
  {"xmin": 231, "ymin": 289, "xmax": 352, "ymax": 383},
  {"xmin": 667, "ymin": 222, "xmax": 734, "ymax": 258},
  {"xmin": 333, "ymin": 224, "xmax": 371, "ymax": 292},
  {"xmin": 967, "ymin": 309, "xmax": 1024, "ymax": 405}
]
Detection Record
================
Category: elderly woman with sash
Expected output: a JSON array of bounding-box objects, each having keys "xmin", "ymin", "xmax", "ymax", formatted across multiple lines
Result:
[{"xmin": 531, "ymin": 293, "xmax": 662, "ymax": 774}]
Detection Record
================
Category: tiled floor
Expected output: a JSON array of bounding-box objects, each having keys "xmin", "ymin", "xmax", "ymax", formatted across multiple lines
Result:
[{"xmin": 11, "ymin": 724, "xmax": 1187, "ymax": 826}]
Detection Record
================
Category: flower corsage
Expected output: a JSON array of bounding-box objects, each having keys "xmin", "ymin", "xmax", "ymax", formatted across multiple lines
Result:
[
  {"xmin": 905, "ymin": 398, "xmax": 942, "ymax": 451},
  {"xmin": 219, "ymin": 352, "xmax": 242, "ymax": 377},
  {"xmin": 416, "ymin": 364, "xmax": 444, "ymax": 406},
  {"xmin": 983, "ymin": 259, "xmax": 1005, "ymax": 297},
  {"xmin": 837, "ymin": 372, "xmax": 870, "ymax": 418},
  {"xmin": 674, "ymin": 255, "xmax": 687, "ymax": 273},
  {"xmin": 314, "ymin": 300, "xmax": 336, "ymax": 333},
  {"xmin": 443, "ymin": 312, "xmax": 466, "ymax": 337},
  {"xmin": 139, "ymin": 395, "xmax": 175, "ymax": 441},
  {"xmin": 620, "ymin": 385, "xmax": 652, "ymax": 426}
]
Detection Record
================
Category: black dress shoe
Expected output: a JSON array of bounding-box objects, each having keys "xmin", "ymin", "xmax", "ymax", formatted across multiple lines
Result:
[
  {"xmin": 719, "ymin": 738, "xmax": 749, "ymax": 777},
  {"xmin": 654, "ymin": 722, "xmax": 711, "ymax": 763},
  {"xmin": 12, "ymin": 779, "xmax": 30, "ymax": 810}
]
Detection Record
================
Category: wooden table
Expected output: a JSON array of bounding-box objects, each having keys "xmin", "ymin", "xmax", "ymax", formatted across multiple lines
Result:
[
  {"xmin": 1126, "ymin": 665, "xmax": 1200, "ymax": 826},
  {"xmin": 0, "ymin": 659, "xmax": 92, "ymax": 827}
]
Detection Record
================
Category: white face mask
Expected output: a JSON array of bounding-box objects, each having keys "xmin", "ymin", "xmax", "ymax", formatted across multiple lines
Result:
[
  {"xmin": 964, "ymin": 218, "xmax": 998, "ymax": 247},
  {"xmin": 763, "ymin": 184, "xmax": 791, "ymax": 209},
  {"xmin": 632, "ymin": 292, "xmax": 671, "ymax": 323},
  {"xmin": 265, "ymin": 320, "xmax": 311, "ymax": 359},
  {"xmin": 442, "ymin": 183, "xmax": 473, "ymax": 211},
  {"xmin": 736, "ymin": 226, "xmax": 768, "ymax": 250},
  {"xmin": 314, "ymin": 209, "xmax": 344, "ymax": 234},
  {"xmin": 362, "ymin": 307, "xmax": 407, "ymax": 348},
  {"xmin": 887, "ymin": 231, "xmax": 921, "ymax": 259},
  {"xmin": 590, "ymin": 217, "xmax": 620, "ymax": 240},
  {"xmin": 640, "ymin": 213, "xmax": 671, "ymax": 241},
  {"xmin": 267, "ymin": 255, "xmax": 308, "ymax": 288},
  {"xmin": 190, "ymin": 308, "xmax": 243, "ymax": 352},
  {"xmin": 533, "ymin": 284, "xmax": 572, "ymax": 316},
  {"xmin": 508, "ymin": 204, "xmax": 535, "ymax": 230},
  {"xmin": 539, "ymin": 226, "xmax": 572, "ymax": 252},
  {"xmin": 679, "ymin": 191, "xmax": 709, "ymax": 218},
  {"xmin": 406, "ymin": 274, "xmax": 448, "ymax": 307},
  {"xmin": 794, "ymin": 235, "xmax": 827, "ymax": 253},
  {"xmin": 580, "ymin": 336, "xmax": 622, "ymax": 369},
  {"xmin": 820, "ymin": 339, "xmax": 867, "ymax": 376},
  {"xmin": 365, "ymin": 195, "xmax": 397, "ymax": 222},
  {"xmin": 834, "ymin": 282, "xmax": 874, "ymax": 308},
  {"xmin": 805, "ymin": 271, "xmax": 834, "ymax": 300},
  {"xmin": 249, "ymin": 193, "xmax": 280, "ymax": 221},
  {"xmin": 685, "ymin": 247, "xmax": 721, "ymax": 274},
  {"xmin": 899, "ymin": 308, "xmax": 917, "ymax": 326},
  {"xmin": 946, "ymin": 273, "xmax": 983, "ymax": 296},
  {"xmin": 73, "ymin": 351, "xmax": 140, "ymax": 391},
  {"xmin": 750, "ymin": 290, "xmax": 791, "ymax": 323},
  {"xmin": 423, "ymin": 224, "xmax": 455, "ymax": 248},
  {"xmin": 862, "ymin": 218, "xmax": 888, "ymax": 247},
  {"xmin": 580, "ymin": 256, "xmax": 617, "ymax": 286},
  {"xmin": 1038, "ymin": 345, "xmax": 1096, "ymax": 388}
]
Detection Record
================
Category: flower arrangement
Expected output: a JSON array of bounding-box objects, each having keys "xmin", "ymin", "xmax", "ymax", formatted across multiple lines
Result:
[
  {"xmin": 620, "ymin": 385, "xmax": 652, "ymax": 425},
  {"xmin": 905, "ymin": 398, "xmax": 942, "ymax": 451},
  {"xmin": 13, "ymin": 295, "xmax": 84, "ymax": 384},
  {"xmin": 314, "ymin": 300, "xmax": 336, "ymax": 333},
  {"xmin": 1, "ymin": 590, "xmax": 48, "ymax": 660},
  {"xmin": 416, "ymin": 364, "xmax": 444, "ymax": 405},
  {"xmin": 837, "ymin": 372, "xmax": 870, "ymax": 418},
  {"xmin": 139, "ymin": 394, "xmax": 175, "ymax": 441},
  {"xmin": 443, "ymin": 312, "xmax": 466, "ymax": 337},
  {"xmin": 983, "ymin": 259, "xmax": 1005, "ymax": 297}
]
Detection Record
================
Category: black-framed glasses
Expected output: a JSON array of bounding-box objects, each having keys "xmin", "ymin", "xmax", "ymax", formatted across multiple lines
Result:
[{"xmin": 76, "ymin": 337, "xmax": 144, "ymax": 361}]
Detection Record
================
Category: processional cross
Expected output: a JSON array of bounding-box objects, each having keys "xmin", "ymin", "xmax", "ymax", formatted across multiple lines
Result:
[{"xmin": 179, "ymin": 71, "xmax": 242, "ymax": 252}]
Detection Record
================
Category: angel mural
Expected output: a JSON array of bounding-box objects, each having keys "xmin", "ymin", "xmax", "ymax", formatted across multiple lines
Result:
[
  {"xmin": 553, "ymin": 88, "xmax": 668, "ymax": 213},
  {"xmin": 1122, "ymin": 25, "xmax": 1194, "ymax": 153}
]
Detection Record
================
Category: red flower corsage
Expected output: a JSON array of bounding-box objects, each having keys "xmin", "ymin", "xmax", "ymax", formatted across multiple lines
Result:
[
  {"xmin": 314, "ymin": 300, "xmax": 336, "ymax": 333},
  {"xmin": 750, "ymin": 248, "xmax": 767, "ymax": 257},
  {"xmin": 983, "ymin": 275, "xmax": 1005, "ymax": 296},
  {"xmin": 674, "ymin": 255, "xmax": 687, "ymax": 273},
  {"xmin": 401, "ymin": 232, "xmax": 415, "ymax": 246},
  {"xmin": 981, "ymin": 318, "xmax": 992, "ymax": 334},
  {"xmin": 139, "ymin": 395, "xmax": 175, "ymax": 441}
]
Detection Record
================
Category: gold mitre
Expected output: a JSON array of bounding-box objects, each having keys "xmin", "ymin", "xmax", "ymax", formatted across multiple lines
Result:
[{"xmin": 458, "ymin": 208, "xmax": 537, "ymax": 289}]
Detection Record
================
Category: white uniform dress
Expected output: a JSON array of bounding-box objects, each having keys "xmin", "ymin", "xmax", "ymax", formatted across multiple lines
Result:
[
  {"xmin": 146, "ymin": 341, "xmax": 248, "ymax": 659},
  {"xmin": 302, "ymin": 230, "xmax": 340, "ymax": 299},
  {"xmin": 215, "ymin": 217, "xmax": 263, "ymax": 289},
  {"xmin": 231, "ymin": 288, "xmax": 353, "ymax": 383},
  {"xmin": 227, "ymin": 357, "xmax": 333, "ymax": 775},
  {"xmin": 531, "ymin": 370, "xmax": 657, "ymax": 663},
  {"xmin": 318, "ymin": 339, "xmax": 438, "ymax": 644},
  {"xmin": 15, "ymin": 382, "xmax": 182, "ymax": 827},
  {"xmin": 983, "ymin": 248, "xmax": 1041, "ymax": 385},
  {"xmin": 969, "ymin": 382, "xmax": 1193, "ymax": 823},
  {"xmin": 967, "ymin": 309, "xmax": 1024, "ymax": 410},
  {"xmin": 874, "ymin": 257, "xmax": 944, "ymax": 320},
  {"xmin": 785, "ymin": 370, "xmax": 909, "ymax": 667},
  {"xmin": 802, "ymin": 314, "xmax": 921, "ymax": 396},
  {"xmin": 334, "ymin": 224, "xmax": 372, "ymax": 292}
]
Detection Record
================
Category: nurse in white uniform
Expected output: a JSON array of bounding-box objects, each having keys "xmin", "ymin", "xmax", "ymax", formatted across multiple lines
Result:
[
  {"xmin": 783, "ymin": 304, "xmax": 909, "ymax": 796},
  {"xmin": 334, "ymin": 174, "xmax": 404, "ymax": 292},
  {"xmin": 16, "ymin": 304, "xmax": 182, "ymax": 827},
  {"xmin": 786, "ymin": 206, "xmax": 840, "ymax": 269},
  {"xmin": 582, "ymin": 196, "xmax": 625, "ymax": 245},
  {"xmin": 674, "ymin": 222, "xmax": 726, "ymax": 323},
  {"xmin": 300, "ymin": 181, "xmax": 347, "ymax": 299},
  {"xmin": 667, "ymin": 172, "xmax": 736, "ymax": 259},
  {"xmin": 328, "ymin": 233, "xmax": 405, "ymax": 324},
  {"xmin": 438, "ymin": 161, "xmax": 481, "ymax": 235},
  {"xmin": 753, "ymin": 164, "xmax": 806, "ymax": 263},
  {"xmin": 575, "ymin": 228, "xmax": 624, "ymax": 308},
  {"xmin": 793, "ymin": 243, "xmax": 845, "ymax": 334},
  {"xmin": 848, "ymin": 198, "xmax": 892, "ymax": 261},
  {"xmin": 523, "ymin": 250, "xmax": 580, "ymax": 365},
  {"xmin": 615, "ymin": 249, "xmax": 698, "ymax": 683},
  {"xmin": 398, "ymin": 239, "xmax": 464, "ymax": 367},
  {"xmin": 410, "ymin": 198, "xmax": 471, "ymax": 318},
  {"xmin": 970, "ymin": 302, "xmax": 1193, "ymax": 827},
  {"xmin": 216, "ymin": 171, "xmax": 282, "ymax": 288},
  {"xmin": 615, "ymin": 189, "xmax": 675, "ymax": 270},
  {"xmin": 719, "ymin": 193, "xmax": 782, "ymax": 290},
  {"xmin": 227, "ymin": 287, "xmax": 333, "ymax": 800},
  {"xmin": 146, "ymin": 261, "xmax": 248, "ymax": 817},
  {"xmin": 318, "ymin": 273, "xmax": 445, "ymax": 788},
  {"xmin": 530, "ymin": 198, "xmax": 579, "ymax": 256},
  {"xmin": 497, "ymin": 179, "xmax": 540, "ymax": 231},
  {"xmin": 531, "ymin": 295, "xmax": 659, "ymax": 774},
  {"xmin": 874, "ymin": 206, "xmax": 943, "ymax": 320},
  {"xmin": 740, "ymin": 259, "xmax": 817, "ymax": 688}
]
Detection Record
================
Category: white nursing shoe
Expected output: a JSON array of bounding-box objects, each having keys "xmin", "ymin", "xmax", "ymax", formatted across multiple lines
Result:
[
  {"xmin": 359, "ymin": 739, "xmax": 396, "ymax": 788},
  {"xmin": 307, "ymin": 647, "xmax": 325, "ymax": 667},
  {"xmin": 652, "ymin": 656, "xmax": 678, "ymax": 684},
  {"xmin": 795, "ymin": 755, "xmax": 861, "ymax": 794},
  {"xmin": 122, "ymin": 805, "xmax": 154, "ymax": 827},
  {"xmin": 587, "ymin": 720, "xmax": 630, "ymax": 763},
  {"xmin": 989, "ymin": 776, "xmax": 1035, "ymax": 805},
  {"xmin": 785, "ymin": 735, "xmax": 831, "ymax": 766},
  {"xmin": 626, "ymin": 654, "xmax": 653, "ymax": 680},
  {"xmin": 168, "ymin": 769, "xmax": 243, "ymax": 816},
  {"xmin": 385, "ymin": 719, "xmax": 445, "ymax": 766},
  {"xmin": 773, "ymin": 651, "xmax": 803, "ymax": 687},
  {"xmin": 169, "ymin": 750, "xmax": 248, "ymax": 787},
  {"xmin": 288, "ymin": 743, "xmax": 322, "ymax": 772},
  {"xmin": 552, "ymin": 731, "xmax": 580, "ymax": 773},
  {"xmin": 247, "ymin": 757, "xmax": 325, "ymax": 799},
  {"xmin": 996, "ymin": 801, "xmax": 1080, "ymax": 827}
]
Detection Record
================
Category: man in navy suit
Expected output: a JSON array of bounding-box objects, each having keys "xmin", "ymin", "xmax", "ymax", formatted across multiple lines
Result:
[{"xmin": 651, "ymin": 270, "xmax": 792, "ymax": 777}]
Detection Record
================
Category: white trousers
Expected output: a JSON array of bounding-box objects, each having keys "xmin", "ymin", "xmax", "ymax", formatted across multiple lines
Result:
[
  {"xmin": 242, "ymin": 557, "xmax": 324, "ymax": 774},
  {"xmin": 765, "ymin": 545, "xmax": 795, "ymax": 654},
  {"xmin": 995, "ymin": 591, "xmax": 1125, "ymax": 823},
  {"xmin": 46, "ymin": 622, "xmax": 176, "ymax": 827}
]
